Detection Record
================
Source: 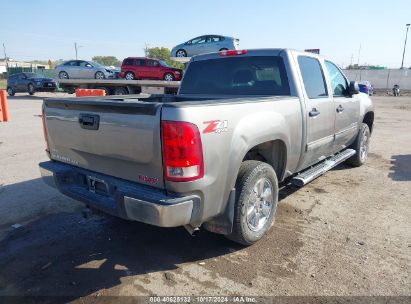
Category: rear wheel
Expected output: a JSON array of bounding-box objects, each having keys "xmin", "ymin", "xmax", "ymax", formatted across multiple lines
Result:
[
  {"xmin": 58, "ymin": 71, "xmax": 69, "ymax": 79},
  {"xmin": 113, "ymin": 87, "xmax": 128, "ymax": 95},
  {"xmin": 164, "ymin": 73, "xmax": 174, "ymax": 81},
  {"xmin": 226, "ymin": 160, "xmax": 278, "ymax": 246},
  {"xmin": 176, "ymin": 49, "xmax": 187, "ymax": 57},
  {"xmin": 125, "ymin": 72, "xmax": 135, "ymax": 80},
  {"xmin": 28, "ymin": 83, "xmax": 35, "ymax": 95},
  {"xmin": 7, "ymin": 87, "xmax": 15, "ymax": 96},
  {"xmin": 347, "ymin": 123, "xmax": 370, "ymax": 167}
]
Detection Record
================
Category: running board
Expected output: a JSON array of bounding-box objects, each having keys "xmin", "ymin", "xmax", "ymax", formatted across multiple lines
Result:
[{"xmin": 291, "ymin": 149, "xmax": 356, "ymax": 187}]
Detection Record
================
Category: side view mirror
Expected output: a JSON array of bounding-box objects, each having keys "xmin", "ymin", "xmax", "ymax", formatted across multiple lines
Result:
[{"xmin": 349, "ymin": 81, "xmax": 359, "ymax": 95}]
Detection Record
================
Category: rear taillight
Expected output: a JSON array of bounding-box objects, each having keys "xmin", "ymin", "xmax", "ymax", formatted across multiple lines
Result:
[
  {"xmin": 161, "ymin": 121, "xmax": 204, "ymax": 182},
  {"xmin": 42, "ymin": 109, "xmax": 50, "ymax": 152},
  {"xmin": 220, "ymin": 49, "xmax": 247, "ymax": 56}
]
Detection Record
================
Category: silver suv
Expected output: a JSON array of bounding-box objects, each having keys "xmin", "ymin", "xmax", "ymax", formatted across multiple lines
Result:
[{"xmin": 171, "ymin": 35, "xmax": 239, "ymax": 57}]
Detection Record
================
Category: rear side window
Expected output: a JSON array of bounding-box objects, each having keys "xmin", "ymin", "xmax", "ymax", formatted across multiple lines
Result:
[
  {"xmin": 135, "ymin": 59, "xmax": 145, "ymax": 66},
  {"xmin": 298, "ymin": 56, "xmax": 328, "ymax": 99},
  {"xmin": 123, "ymin": 58, "xmax": 133, "ymax": 66},
  {"xmin": 147, "ymin": 60, "xmax": 159, "ymax": 67},
  {"xmin": 325, "ymin": 61, "xmax": 348, "ymax": 96},
  {"xmin": 180, "ymin": 56, "xmax": 290, "ymax": 96},
  {"xmin": 207, "ymin": 36, "xmax": 224, "ymax": 43}
]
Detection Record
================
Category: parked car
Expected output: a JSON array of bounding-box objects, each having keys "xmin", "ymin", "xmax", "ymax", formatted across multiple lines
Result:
[
  {"xmin": 171, "ymin": 35, "xmax": 240, "ymax": 57},
  {"xmin": 119, "ymin": 57, "xmax": 183, "ymax": 81},
  {"xmin": 6, "ymin": 72, "xmax": 57, "ymax": 96},
  {"xmin": 55, "ymin": 60, "xmax": 116, "ymax": 79},
  {"xmin": 358, "ymin": 81, "xmax": 373, "ymax": 96},
  {"xmin": 40, "ymin": 49, "xmax": 374, "ymax": 245}
]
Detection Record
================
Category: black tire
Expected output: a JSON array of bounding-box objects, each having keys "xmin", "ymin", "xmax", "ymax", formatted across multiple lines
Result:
[
  {"xmin": 219, "ymin": 48, "xmax": 228, "ymax": 51},
  {"xmin": 66, "ymin": 87, "xmax": 75, "ymax": 94},
  {"xmin": 58, "ymin": 71, "xmax": 69, "ymax": 79},
  {"xmin": 28, "ymin": 83, "xmax": 35, "ymax": 95},
  {"xmin": 95, "ymin": 71, "xmax": 105, "ymax": 79},
  {"xmin": 7, "ymin": 87, "xmax": 15, "ymax": 96},
  {"xmin": 113, "ymin": 87, "xmax": 128, "ymax": 95},
  {"xmin": 226, "ymin": 160, "xmax": 279, "ymax": 246},
  {"xmin": 176, "ymin": 49, "xmax": 187, "ymax": 57},
  {"xmin": 164, "ymin": 73, "xmax": 174, "ymax": 81},
  {"xmin": 346, "ymin": 123, "xmax": 370, "ymax": 167},
  {"xmin": 125, "ymin": 72, "xmax": 135, "ymax": 80}
]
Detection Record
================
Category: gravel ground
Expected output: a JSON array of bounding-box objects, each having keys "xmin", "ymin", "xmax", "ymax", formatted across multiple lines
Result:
[{"xmin": 0, "ymin": 93, "xmax": 409, "ymax": 301}]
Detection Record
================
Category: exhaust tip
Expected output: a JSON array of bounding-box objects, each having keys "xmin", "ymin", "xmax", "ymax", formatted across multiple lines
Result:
[{"xmin": 184, "ymin": 225, "xmax": 200, "ymax": 236}]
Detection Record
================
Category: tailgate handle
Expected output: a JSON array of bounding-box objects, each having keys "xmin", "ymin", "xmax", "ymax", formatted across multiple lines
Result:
[{"xmin": 79, "ymin": 114, "xmax": 100, "ymax": 130}]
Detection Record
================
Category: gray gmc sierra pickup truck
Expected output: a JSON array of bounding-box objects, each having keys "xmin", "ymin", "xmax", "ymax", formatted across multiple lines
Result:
[{"xmin": 39, "ymin": 49, "xmax": 374, "ymax": 245}]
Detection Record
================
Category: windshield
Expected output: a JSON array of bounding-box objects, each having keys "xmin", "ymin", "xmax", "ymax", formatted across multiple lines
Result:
[
  {"xmin": 25, "ymin": 73, "xmax": 43, "ymax": 79},
  {"xmin": 179, "ymin": 56, "xmax": 290, "ymax": 96},
  {"xmin": 91, "ymin": 61, "xmax": 103, "ymax": 68},
  {"xmin": 159, "ymin": 60, "xmax": 169, "ymax": 67}
]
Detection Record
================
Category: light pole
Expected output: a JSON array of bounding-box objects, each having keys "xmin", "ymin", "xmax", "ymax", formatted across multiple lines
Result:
[
  {"xmin": 74, "ymin": 42, "xmax": 84, "ymax": 60},
  {"xmin": 2, "ymin": 43, "xmax": 8, "ymax": 68},
  {"xmin": 400, "ymin": 24, "xmax": 410, "ymax": 69}
]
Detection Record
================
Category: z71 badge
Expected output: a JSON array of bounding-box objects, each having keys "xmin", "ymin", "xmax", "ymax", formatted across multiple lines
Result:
[{"xmin": 203, "ymin": 120, "xmax": 228, "ymax": 134}]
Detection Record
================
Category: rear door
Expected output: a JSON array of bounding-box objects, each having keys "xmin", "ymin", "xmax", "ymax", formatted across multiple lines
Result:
[
  {"xmin": 324, "ymin": 61, "xmax": 360, "ymax": 150},
  {"xmin": 297, "ymin": 55, "xmax": 335, "ymax": 168},
  {"xmin": 205, "ymin": 36, "xmax": 220, "ymax": 53},
  {"xmin": 134, "ymin": 59, "xmax": 146, "ymax": 79},
  {"xmin": 68, "ymin": 60, "xmax": 81, "ymax": 78}
]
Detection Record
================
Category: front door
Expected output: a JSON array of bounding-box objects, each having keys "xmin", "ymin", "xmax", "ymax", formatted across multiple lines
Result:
[
  {"xmin": 297, "ymin": 55, "xmax": 335, "ymax": 169},
  {"xmin": 146, "ymin": 59, "xmax": 160, "ymax": 79},
  {"xmin": 324, "ymin": 61, "xmax": 360, "ymax": 151},
  {"xmin": 189, "ymin": 36, "xmax": 207, "ymax": 56}
]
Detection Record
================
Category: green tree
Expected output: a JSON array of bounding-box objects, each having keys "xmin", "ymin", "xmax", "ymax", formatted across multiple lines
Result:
[
  {"xmin": 147, "ymin": 47, "xmax": 184, "ymax": 69},
  {"xmin": 92, "ymin": 56, "xmax": 121, "ymax": 67}
]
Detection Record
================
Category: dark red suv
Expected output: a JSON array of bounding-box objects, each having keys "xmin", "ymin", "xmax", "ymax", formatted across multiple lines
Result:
[{"xmin": 119, "ymin": 57, "xmax": 183, "ymax": 81}]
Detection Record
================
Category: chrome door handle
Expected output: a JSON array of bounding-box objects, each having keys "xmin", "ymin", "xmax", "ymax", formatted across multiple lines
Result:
[
  {"xmin": 336, "ymin": 105, "xmax": 344, "ymax": 113},
  {"xmin": 309, "ymin": 108, "xmax": 320, "ymax": 117}
]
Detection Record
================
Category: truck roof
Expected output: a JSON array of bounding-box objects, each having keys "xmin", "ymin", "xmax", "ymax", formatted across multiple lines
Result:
[{"xmin": 189, "ymin": 48, "xmax": 336, "ymax": 67}]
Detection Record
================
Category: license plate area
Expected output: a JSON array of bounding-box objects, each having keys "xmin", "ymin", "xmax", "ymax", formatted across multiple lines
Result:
[{"xmin": 87, "ymin": 176, "xmax": 110, "ymax": 196}]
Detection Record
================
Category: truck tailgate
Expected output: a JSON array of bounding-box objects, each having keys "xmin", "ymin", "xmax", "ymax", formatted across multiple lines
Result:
[{"xmin": 43, "ymin": 98, "xmax": 165, "ymax": 188}]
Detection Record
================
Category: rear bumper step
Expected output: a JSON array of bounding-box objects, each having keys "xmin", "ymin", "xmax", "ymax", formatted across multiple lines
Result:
[
  {"xmin": 292, "ymin": 149, "xmax": 356, "ymax": 187},
  {"xmin": 39, "ymin": 161, "xmax": 198, "ymax": 227}
]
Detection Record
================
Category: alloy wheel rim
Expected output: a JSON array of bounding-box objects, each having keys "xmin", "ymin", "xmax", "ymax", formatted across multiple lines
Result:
[
  {"xmin": 177, "ymin": 51, "xmax": 186, "ymax": 57},
  {"xmin": 7, "ymin": 88, "xmax": 12, "ymax": 95},
  {"xmin": 60, "ymin": 72, "xmax": 68, "ymax": 79},
  {"xmin": 165, "ymin": 74, "xmax": 173, "ymax": 81},
  {"xmin": 96, "ymin": 72, "xmax": 104, "ymax": 79},
  {"xmin": 126, "ymin": 73, "xmax": 133, "ymax": 80},
  {"xmin": 246, "ymin": 178, "xmax": 273, "ymax": 232}
]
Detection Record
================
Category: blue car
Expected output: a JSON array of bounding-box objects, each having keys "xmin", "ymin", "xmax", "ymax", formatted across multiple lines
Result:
[
  {"xmin": 6, "ymin": 72, "xmax": 57, "ymax": 96},
  {"xmin": 358, "ymin": 81, "xmax": 373, "ymax": 96}
]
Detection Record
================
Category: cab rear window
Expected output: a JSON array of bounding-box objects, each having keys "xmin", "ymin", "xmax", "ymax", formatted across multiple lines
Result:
[{"xmin": 179, "ymin": 56, "xmax": 291, "ymax": 96}]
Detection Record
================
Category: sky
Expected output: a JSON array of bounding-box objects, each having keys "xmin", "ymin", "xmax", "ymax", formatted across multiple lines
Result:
[{"xmin": 1, "ymin": 0, "xmax": 411, "ymax": 68}]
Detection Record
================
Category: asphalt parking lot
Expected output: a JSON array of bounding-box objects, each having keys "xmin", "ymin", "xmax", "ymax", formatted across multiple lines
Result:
[{"xmin": 0, "ymin": 93, "xmax": 410, "ymax": 300}]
